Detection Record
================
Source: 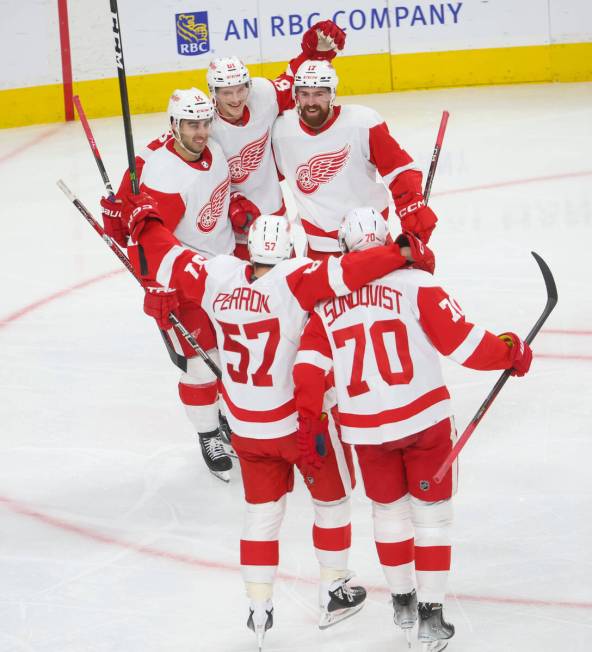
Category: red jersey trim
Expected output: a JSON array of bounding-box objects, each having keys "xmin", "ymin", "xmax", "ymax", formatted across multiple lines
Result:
[
  {"xmin": 165, "ymin": 138, "xmax": 213, "ymax": 170},
  {"xmin": 338, "ymin": 386, "xmax": 450, "ymax": 428},
  {"xmin": 221, "ymin": 384, "xmax": 296, "ymax": 423},
  {"xmin": 300, "ymin": 218, "xmax": 339, "ymax": 239},
  {"xmin": 298, "ymin": 105, "xmax": 342, "ymax": 136}
]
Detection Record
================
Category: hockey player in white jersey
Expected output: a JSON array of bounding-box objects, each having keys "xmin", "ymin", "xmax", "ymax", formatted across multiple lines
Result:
[
  {"xmin": 293, "ymin": 207, "xmax": 533, "ymax": 651},
  {"xmin": 206, "ymin": 20, "xmax": 346, "ymax": 258},
  {"xmin": 119, "ymin": 192, "xmax": 433, "ymax": 648},
  {"xmin": 103, "ymin": 89, "xmax": 234, "ymax": 480},
  {"xmin": 272, "ymin": 61, "xmax": 439, "ymax": 258}
]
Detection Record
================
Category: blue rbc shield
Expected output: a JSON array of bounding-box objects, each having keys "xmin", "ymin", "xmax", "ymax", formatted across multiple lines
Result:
[{"xmin": 176, "ymin": 11, "xmax": 210, "ymax": 56}]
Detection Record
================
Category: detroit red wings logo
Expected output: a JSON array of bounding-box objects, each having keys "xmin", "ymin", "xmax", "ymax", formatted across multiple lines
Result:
[
  {"xmin": 196, "ymin": 175, "xmax": 231, "ymax": 233},
  {"xmin": 227, "ymin": 130, "xmax": 269, "ymax": 183},
  {"xmin": 295, "ymin": 145, "xmax": 351, "ymax": 194}
]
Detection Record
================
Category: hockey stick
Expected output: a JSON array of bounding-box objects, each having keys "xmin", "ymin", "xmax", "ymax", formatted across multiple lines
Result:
[
  {"xmin": 433, "ymin": 252, "xmax": 558, "ymax": 484},
  {"xmin": 424, "ymin": 110, "xmax": 449, "ymax": 203},
  {"xmin": 71, "ymin": 96, "xmax": 197, "ymax": 374},
  {"xmin": 107, "ymin": 2, "xmax": 221, "ymax": 376},
  {"xmin": 109, "ymin": 0, "xmax": 139, "ymax": 195},
  {"xmin": 73, "ymin": 95, "xmax": 115, "ymax": 198},
  {"xmin": 56, "ymin": 179, "xmax": 223, "ymax": 380}
]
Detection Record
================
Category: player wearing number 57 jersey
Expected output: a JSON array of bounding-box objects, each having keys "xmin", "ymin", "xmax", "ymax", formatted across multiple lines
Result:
[
  {"xmin": 293, "ymin": 207, "xmax": 533, "ymax": 650},
  {"xmin": 122, "ymin": 193, "xmax": 428, "ymax": 644}
]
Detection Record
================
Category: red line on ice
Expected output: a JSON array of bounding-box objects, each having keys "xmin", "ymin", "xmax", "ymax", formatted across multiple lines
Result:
[
  {"xmin": 1, "ymin": 494, "xmax": 590, "ymax": 611},
  {"xmin": 432, "ymin": 169, "xmax": 592, "ymax": 198},
  {"xmin": 0, "ymin": 269, "xmax": 123, "ymax": 329},
  {"xmin": 0, "ymin": 126, "xmax": 63, "ymax": 165}
]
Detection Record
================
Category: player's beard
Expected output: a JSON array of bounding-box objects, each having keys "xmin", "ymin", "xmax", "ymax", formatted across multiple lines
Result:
[
  {"xmin": 299, "ymin": 104, "xmax": 331, "ymax": 129},
  {"xmin": 179, "ymin": 133, "xmax": 207, "ymax": 157}
]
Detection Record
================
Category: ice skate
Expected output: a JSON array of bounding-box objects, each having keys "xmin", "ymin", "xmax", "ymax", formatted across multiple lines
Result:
[
  {"xmin": 392, "ymin": 589, "xmax": 418, "ymax": 647},
  {"xmin": 198, "ymin": 428, "xmax": 232, "ymax": 483},
  {"xmin": 247, "ymin": 600, "xmax": 273, "ymax": 651},
  {"xmin": 418, "ymin": 602, "xmax": 454, "ymax": 652},
  {"xmin": 319, "ymin": 573, "xmax": 366, "ymax": 630},
  {"xmin": 218, "ymin": 411, "xmax": 237, "ymax": 458}
]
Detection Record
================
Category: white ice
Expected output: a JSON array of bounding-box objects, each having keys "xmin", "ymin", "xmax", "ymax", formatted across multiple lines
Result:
[{"xmin": 1, "ymin": 81, "xmax": 591, "ymax": 652}]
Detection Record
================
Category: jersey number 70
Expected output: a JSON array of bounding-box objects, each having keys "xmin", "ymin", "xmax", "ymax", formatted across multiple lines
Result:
[{"xmin": 332, "ymin": 319, "xmax": 413, "ymax": 397}]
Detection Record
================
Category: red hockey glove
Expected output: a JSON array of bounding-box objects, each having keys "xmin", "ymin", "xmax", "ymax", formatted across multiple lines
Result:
[
  {"xmin": 302, "ymin": 20, "xmax": 346, "ymax": 61},
  {"xmin": 100, "ymin": 196, "xmax": 129, "ymax": 248},
  {"xmin": 395, "ymin": 231, "xmax": 436, "ymax": 274},
  {"xmin": 122, "ymin": 192, "xmax": 163, "ymax": 242},
  {"xmin": 143, "ymin": 285, "xmax": 179, "ymax": 330},
  {"xmin": 391, "ymin": 170, "xmax": 438, "ymax": 243},
  {"xmin": 296, "ymin": 414, "xmax": 328, "ymax": 475},
  {"xmin": 498, "ymin": 332, "xmax": 533, "ymax": 377},
  {"xmin": 397, "ymin": 200, "xmax": 437, "ymax": 244},
  {"xmin": 228, "ymin": 192, "xmax": 261, "ymax": 234}
]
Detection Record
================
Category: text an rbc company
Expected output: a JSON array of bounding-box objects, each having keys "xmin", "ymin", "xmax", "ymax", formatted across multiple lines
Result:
[{"xmin": 176, "ymin": 11, "xmax": 210, "ymax": 55}]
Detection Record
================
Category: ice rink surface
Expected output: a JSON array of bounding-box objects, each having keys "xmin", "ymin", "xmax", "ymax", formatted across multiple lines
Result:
[{"xmin": 1, "ymin": 81, "xmax": 591, "ymax": 651}]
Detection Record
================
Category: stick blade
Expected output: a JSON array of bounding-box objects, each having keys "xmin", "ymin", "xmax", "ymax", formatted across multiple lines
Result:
[{"xmin": 531, "ymin": 251, "xmax": 558, "ymax": 305}]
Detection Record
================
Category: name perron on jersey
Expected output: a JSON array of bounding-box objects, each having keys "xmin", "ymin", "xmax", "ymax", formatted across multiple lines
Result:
[
  {"xmin": 295, "ymin": 268, "xmax": 517, "ymax": 445},
  {"xmin": 134, "ymin": 223, "xmax": 411, "ymax": 438}
]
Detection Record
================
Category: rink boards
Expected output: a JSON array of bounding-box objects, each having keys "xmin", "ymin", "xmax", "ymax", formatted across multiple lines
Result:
[{"xmin": 1, "ymin": 0, "xmax": 591, "ymax": 127}]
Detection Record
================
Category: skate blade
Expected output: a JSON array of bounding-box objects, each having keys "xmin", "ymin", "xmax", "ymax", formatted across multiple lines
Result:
[
  {"xmin": 209, "ymin": 469, "xmax": 230, "ymax": 483},
  {"xmin": 421, "ymin": 641, "xmax": 449, "ymax": 652},
  {"xmin": 406, "ymin": 629, "xmax": 412, "ymax": 648},
  {"xmin": 319, "ymin": 602, "xmax": 364, "ymax": 630},
  {"xmin": 255, "ymin": 626, "xmax": 266, "ymax": 651}
]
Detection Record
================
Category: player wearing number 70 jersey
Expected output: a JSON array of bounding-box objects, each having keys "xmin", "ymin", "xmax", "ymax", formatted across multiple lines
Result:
[
  {"xmin": 121, "ymin": 193, "xmax": 432, "ymax": 646},
  {"xmin": 293, "ymin": 207, "xmax": 533, "ymax": 651}
]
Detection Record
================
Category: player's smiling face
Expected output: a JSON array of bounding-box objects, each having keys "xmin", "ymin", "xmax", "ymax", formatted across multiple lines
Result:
[
  {"xmin": 295, "ymin": 87, "xmax": 332, "ymax": 128},
  {"xmin": 215, "ymin": 84, "xmax": 250, "ymax": 122},
  {"xmin": 177, "ymin": 118, "xmax": 212, "ymax": 157}
]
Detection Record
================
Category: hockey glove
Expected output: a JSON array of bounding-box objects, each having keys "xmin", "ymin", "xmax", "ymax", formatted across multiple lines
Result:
[
  {"xmin": 122, "ymin": 192, "xmax": 164, "ymax": 242},
  {"xmin": 498, "ymin": 332, "xmax": 533, "ymax": 377},
  {"xmin": 143, "ymin": 285, "xmax": 179, "ymax": 331},
  {"xmin": 100, "ymin": 196, "xmax": 129, "ymax": 248},
  {"xmin": 228, "ymin": 192, "xmax": 261, "ymax": 234},
  {"xmin": 391, "ymin": 170, "xmax": 438, "ymax": 243},
  {"xmin": 302, "ymin": 20, "xmax": 346, "ymax": 61},
  {"xmin": 296, "ymin": 414, "xmax": 328, "ymax": 475},
  {"xmin": 395, "ymin": 231, "xmax": 436, "ymax": 274}
]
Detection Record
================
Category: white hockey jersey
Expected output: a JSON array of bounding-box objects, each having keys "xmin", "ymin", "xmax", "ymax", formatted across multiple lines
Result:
[
  {"xmin": 294, "ymin": 268, "xmax": 517, "ymax": 444},
  {"xmin": 272, "ymin": 105, "xmax": 418, "ymax": 252},
  {"xmin": 117, "ymin": 135, "xmax": 234, "ymax": 259},
  {"xmin": 132, "ymin": 222, "xmax": 413, "ymax": 438},
  {"xmin": 211, "ymin": 77, "xmax": 290, "ymax": 219}
]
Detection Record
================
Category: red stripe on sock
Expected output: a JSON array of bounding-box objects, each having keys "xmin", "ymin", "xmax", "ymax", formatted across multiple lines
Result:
[
  {"xmin": 240, "ymin": 540, "xmax": 279, "ymax": 566},
  {"xmin": 415, "ymin": 545, "xmax": 451, "ymax": 571},
  {"xmin": 313, "ymin": 523, "xmax": 352, "ymax": 551},
  {"xmin": 178, "ymin": 381, "xmax": 218, "ymax": 406},
  {"xmin": 375, "ymin": 538, "xmax": 415, "ymax": 566}
]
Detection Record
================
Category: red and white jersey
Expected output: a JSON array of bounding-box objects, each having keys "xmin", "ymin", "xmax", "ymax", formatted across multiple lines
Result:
[
  {"xmin": 117, "ymin": 134, "xmax": 234, "ymax": 259},
  {"xmin": 272, "ymin": 105, "xmax": 418, "ymax": 252},
  {"xmin": 133, "ymin": 222, "xmax": 412, "ymax": 439},
  {"xmin": 295, "ymin": 268, "xmax": 517, "ymax": 445},
  {"xmin": 211, "ymin": 77, "xmax": 293, "ymax": 219}
]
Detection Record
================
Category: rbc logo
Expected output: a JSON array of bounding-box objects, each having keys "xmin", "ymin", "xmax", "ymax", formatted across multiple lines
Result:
[{"xmin": 176, "ymin": 11, "xmax": 210, "ymax": 56}]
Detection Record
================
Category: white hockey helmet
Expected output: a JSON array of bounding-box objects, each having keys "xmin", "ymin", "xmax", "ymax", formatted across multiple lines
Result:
[
  {"xmin": 206, "ymin": 57, "xmax": 251, "ymax": 94},
  {"xmin": 167, "ymin": 88, "xmax": 214, "ymax": 133},
  {"xmin": 293, "ymin": 59, "xmax": 339, "ymax": 105},
  {"xmin": 338, "ymin": 206, "xmax": 389, "ymax": 253},
  {"xmin": 248, "ymin": 215, "xmax": 293, "ymax": 265}
]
